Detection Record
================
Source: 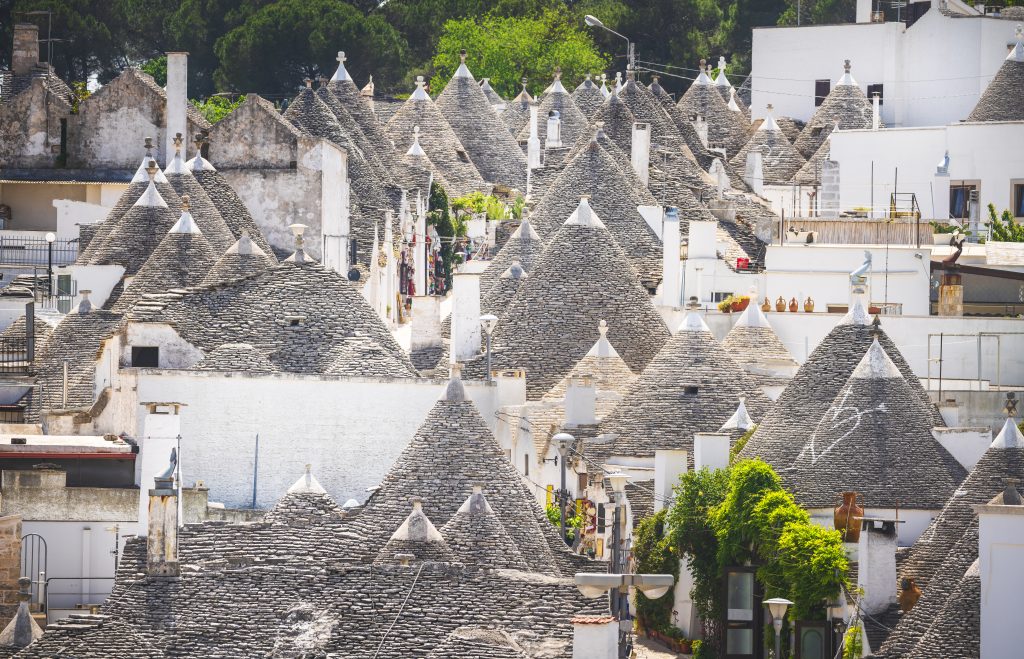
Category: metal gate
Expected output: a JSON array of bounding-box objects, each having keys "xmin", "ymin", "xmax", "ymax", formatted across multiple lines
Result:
[{"xmin": 20, "ymin": 533, "xmax": 47, "ymax": 608}]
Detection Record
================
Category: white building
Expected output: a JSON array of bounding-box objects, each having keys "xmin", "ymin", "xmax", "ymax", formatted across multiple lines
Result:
[{"xmin": 751, "ymin": 0, "xmax": 1020, "ymax": 127}]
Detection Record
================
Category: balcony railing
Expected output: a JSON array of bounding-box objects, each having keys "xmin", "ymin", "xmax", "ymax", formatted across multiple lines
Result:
[{"xmin": 0, "ymin": 235, "xmax": 78, "ymax": 267}]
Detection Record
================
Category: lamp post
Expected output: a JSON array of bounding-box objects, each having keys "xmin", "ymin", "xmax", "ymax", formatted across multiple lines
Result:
[
  {"xmin": 764, "ymin": 596, "xmax": 793, "ymax": 659},
  {"xmin": 45, "ymin": 231, "xmax": 55, "ymax": 299},
  {"xmin": 553, "ymin": 432, "xmax": 574, "ymax": 545},
  {"xmin": 584, "ymin": 15, "xmax": 635, "ymax": 72},
  {"xmin": 575, "ymin": 571, "xmax": 674, "ymax": 658},
  {"xmin": 480, "ymin": 313, "xmax": 497, "ymax": 381}
]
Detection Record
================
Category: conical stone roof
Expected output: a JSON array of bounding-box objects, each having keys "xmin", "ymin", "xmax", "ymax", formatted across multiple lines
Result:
[
  {"xmin": 486, "ymin": 198, "xmax": 670, "ymax": 399},
  {"xmin": 263, "ymin": 466, "xmax": 344, "ymax": 525},
  {"xmin": 354, "ymin": 378, "xmax": 566, "ymax": 574},
  {"xmin": 543, "ymin": 320, "xmax": 637, "ymax": 401},
  {"xmin": 528, "ymin": 140, "xmax": 663, "ymax": 288},
  {"xmin": 966, "ymin": 26, "xmax": 1024, "ymax": 122},
  {"xmin": 571, "ymin": 75, "xmax": 606, "ymax": 121},
  {"xmin": 783, "ymin": 339, "xmax": 965, "ymax": 509},
  {"xmin": 327, "ymin": 52, "xmax": 398, "ymax": 158},
  {"xmin": 480, "ymin": 78, "xmax": 505, "ymax": 106},
  {"xmin": 111, "ymin": 203, "xmax": 218, "ymax": 312},
  {"xmin": 386, "ymin": 77, "xmax": 489, "ymax": 198},
  {"xmin": 163, "ymin": 139, "xmax": 236, "ymax": 253},
  {"xmin": 375, "ymin": 498, "xmax": 456, "ymax": 565},
  {"xmin": 720, "ymin": 303, "xmax": 798, "ymax": 381},
  {"xmin": 793, "ymin": 138, "xmax": 832, "ymax": 186},
  {"xmin": 593, "ymin": 93, "xmax": 637, "ymax": 156},
  {"xmin": 315, "ymin": 82, "xmax": 391, "ymax": 180},
  {"xmin": 480, "ymin": 218, "xmax": 544, "ymax": 293},
  {"xmin": 199, "ymin": 231, "xmax": 275, "ymax": 287},
  {"xmin": 794, "ymin": 61, "xmax": 876, "ymax": 158},
  {"xmin": 435, "ymin": 58, "xmax": 528, "ymax": 191},
  {"xmin": 440, "ymin": 486, "xmax": 530, "ymax": 570},
  {"xmin": 192, "ymin": 342, "xmax": 278, "ymax": 373},
  {"xmin": 677, "ymin": 60, "xmax": 750, "ymax": 157},
  {"xmin": 187, "ymin": 158, "xmax": 277, "ymax": 259},
  {"xmin": 92, "ymin": 169, "xmax": 181, "ymax": 275},
  {"xmin": 739, "ymin": 306, "xmax": 946, "ymax": 476},
  {"xmin": 597, "ymin": 313, "xmax": 772, "ymax": 461},
  {"xmin": 515, "ymin": 71, "xmax": 589, "ymax": 146},
  {"xmin": 730, "ymin": 106, "xmax": 806, "ymax": 184},
  {"xmin": 501, "ymin": 83, "xmax": 533, "ymax": 136}
]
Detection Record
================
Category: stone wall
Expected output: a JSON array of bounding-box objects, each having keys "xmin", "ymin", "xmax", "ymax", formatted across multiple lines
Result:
[
  {"xmin": 0, "ymin": 515, "xmax": 22, "ymax": 628},
  {"xmin": 0, "ymin": 78, "xmax": 71, "ymax": 168}
]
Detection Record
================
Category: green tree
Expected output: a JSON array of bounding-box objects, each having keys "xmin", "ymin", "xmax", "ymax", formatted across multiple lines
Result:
[
  {"xmin": 430, "ymin": 8, "xmax": 608, "ymax": 98},
  {"xmin": 633, "ymin": 509, "xmax": 680, "ymax": 633},
  {"xmin": 191, "ymin": 94, "xmax": 244, "ymax": 123},
  {"xmin": 986, "ymin": 203, "xmax": 1024, "ymax": 242},
  {"xmin": 141, "ymin": 54, "xmax": 167, "ymax": 86},
  {"xmin": 213, "ymin": 0, "xmax": 407, "ymax": 96},
  {"xmin": 777, "ymin": 0, "xmax": 856, "ymax": 27}
]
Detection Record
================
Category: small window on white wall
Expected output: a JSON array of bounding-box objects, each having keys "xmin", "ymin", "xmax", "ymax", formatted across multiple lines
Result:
[{"xmin": 1013, "ymin": 182, "xmax": 1024, "ymax": 220}]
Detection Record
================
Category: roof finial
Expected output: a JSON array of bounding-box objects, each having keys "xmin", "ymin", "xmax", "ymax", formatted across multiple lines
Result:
[
  {"xmin": 406, "ymin": 125, "xmax": 425, "ymax": 157},
  {"xmin": 303, "ymin": 77, "xmax": 312, "ymax": 89},
  {"xmin": 318, "ymin": 74, "xmax": 328, "ymax": 87},
  {"xmin": 554, "ymin": 65, "xmax": 562, "ymax": 80},
  {"xmin": 180, "ymin": 194, "xmax": 190, "ymax": 212},
  {"xmin": 337, "ymin": 51, "xmax": 346, "ymax": 64},
  {"xmin": 146, "ymin": 159, "xmax": 158, "ymax": 180},
  {"xmin": 173, "ymin": 132, "xmax": 183, "ymax": 154},
  {"xmin": 598, "ymin": 319, "xmax": 608, "ymax": 338},
  {"xmin": 585, "ymin": 72, "xmax": 592, "ymax": 80},
  {"xmin": 144, "ymin": 136, "xmax": 153, "ymax": 155},
  {"xmin": 767, "ymin": 103, "xmax": 774, "ymax": 113},
  {"xmin": 844, "ymin": 59, "xmax": 851, "ymax": 73},
  {"xmin": 652, "ymin": 74, "xmax": 659, "ymax": 83},
  {"xmin": 194, "ymin": 132, "xmax": 204, "ymax": 153},
  {"xmin": 459, "ymin": 49, "xmax": 467, "ymax": 63},
  {"xmin": 1005, "ymin": 392, "xmax": 1019, "ymax": 418},
  {"xmin": 700, "ymin": 57, "xmax": 706, "ymax": 68}
]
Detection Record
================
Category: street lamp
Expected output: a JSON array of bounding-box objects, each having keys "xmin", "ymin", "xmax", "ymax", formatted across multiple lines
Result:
[
  {"xmin": 45, "ymin": 231, "xmax": 56, "ymax": 298},
  {"xmin": 583, "ymin": 15, "xmax": 635, "ymax": 72},
  {"xmin": 764, "ymin": 596, "xmax": 793, "ymax": 659},
  {"xmin": 480, "ymin": 313, "xmax": 497, "ymax": 381},
  {"xmin": 575, "ymin": 572, "xmax": 675, "ymax": 656},
  {"xmin": 553, "ymin": 432, "xmax": 574, "ymax": 544}
]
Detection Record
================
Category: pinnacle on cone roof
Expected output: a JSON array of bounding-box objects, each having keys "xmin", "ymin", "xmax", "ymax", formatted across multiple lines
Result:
[
  {"xmin": 131, "ymin": 137, "xmax": 170, "ymax": 184},
  {"xmin": 836, "ymin": 59, "xmax": 857, "ymax": 86},
  {"xmin": 720, "ymin": 396, "xmax": 755, "ymax": 431},
  {"xmin": 714, "ymin": 56, "xmax": 732, "ymax": 88},
  {"xmin": 134, "ymin": 160, "xmax": 168, "ymax": 208},
  {"xmin": 331, "ymin": 51, "xmax": 352, "ymax": 82},
  {"xmin": 288, "ymin": 464, "xmax": 328, "ymax": 494},
  {"xmin": 168, "ymin": 195, "xmax": 201, "ymax": 234}
]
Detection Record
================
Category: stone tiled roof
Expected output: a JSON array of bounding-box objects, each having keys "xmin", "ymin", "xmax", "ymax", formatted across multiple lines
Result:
[
  {"xmin": 571, "ymin": 76, "xmax": 606, "ymax": 121},
  {"xmin": 315, "ymin": 84, "xmax": 391, "ymax": 181},
  {"xmin": 375, "ymin": 499, "xmax": 456, "ymax": 565},
  {"xmin": 129, "ymin": 260, "xmax": 415, "ymax": 376},
  {"xmin": 480, "ymin": 79, "xmax": 505, "ymax": 106},
  {"xmin": 739, "ymin": 308, "xmax": 946, "ymax": 477},
  {"xmin": 528, "ymin": 140, "xmax": 663, "ymax": 289},
  {"xmin": 327, "ymin": 61, "xmax": 399, "ymax": 161},
  {"xmin": 596, "ymin": 313, "xmax": 772, "ymax": 462},
  {"xmin": 163, "ymin": 149, "xmax": 236, "ymax": 254},
  {"xmin": 77, "ymin": 152, "xmax": 163, "ymax": 264},
  {"xmin": 324, "ymin": 335, "xmax": 417, "ymax": 379},
  {"xmin": 199, "ymin": 232, "xmax": 275, "ymax": 287},
  {"xmin": 730, "ymin": 110, "xmax": 806, "ymax": 185},
  {"xmin": 426, "ymin": 627, "xmax": 531, "ymax": 658},
  {"xmin": 440, "ymin": 487, "xmax": 530, "ymax": 570},
  {"xmin": 966, "ymin": 30, "xmax": 1024, "ymax": 122},
  {"xmin": 592, "ymin": 92, "xmax": 637, "ymax": 157},
  {"xmin": 793, "ymin": 139, "xmax": 831, "ymax": 185},
  {"xmin": 772, "ymin": 116, "xmax": 805, "ymax": 144},
  {"xmin": 794, "ymin": 63, "xmax": 876, "ymax": 159},
  {"xmin": 189, "ymin": 166, "xmax": 277, "ymax": 259},
  {"xmin": 9, "ymin": 615, "xmax": 161, "ymax": 658},
  {"xmin": 904, "ymin": 559, "xmax": 980, "ymax": 658},
  {"xmin": 515, "ymin": 74, "xmax": 589, "ymax": 147},
  {"xmin": 111, "ymin": 209, "xmax": 218, "ymax": 312},
  {"xmin": 677, "ymin": 64, "xmax": 751, "ymax": 157},
  {"xmin": 501, "ymin": 85, "xmax": 533, "ymax": 136},
  {"xmin": 436, "ymin": 61, "xmax": 527, "ymax": 191},
  {"xmin": 485, "ymin": 199, "xmax": 670, "ymax": 399},
  {"xmin": 481, "ymin": 219, "xmax": 544, "ymax": 293},
  {"xmin": 543, "ymin": 321, "xmax": 638, "ymax": 401},
  {"xmin": 25, "ymin": 309, "xmax": 124, "ymax": 422},
  {"xmin": 352, "ymin": 378, "xmax": 574, "ymax": 574},
  {"xmin": 781, "ymin": 339, "xmax": 965, "ymax": 509},
  {"xmin": 720, "ymin": 304, "xmax": 798, "ymax": 383},
  {"xmin": 192, "ymin": 342, "xmax": 278, "ymax": 373},
  {"xmin": 385, "ymin": 79, "xmax": 490, "ymax": 198},
  {"xmin": 90, "ymin": 178, "xmax": 181, "ymax": 275}
]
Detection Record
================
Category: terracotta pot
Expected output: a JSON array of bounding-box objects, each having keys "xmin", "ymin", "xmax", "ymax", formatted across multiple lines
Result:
[
  {"xmin": 834, "ymin": 491, "xmax": 865, "ymax": 543},
  {"xmin": 789, "ymin": 297, "xmax": 799, "ymax": 312},
  {"xmin": 804, "ymin": 296, "xmax": 815, "ymax": 313},
  {"xmin": 868, "ymin": 305, "xmax": 882, "ymax": 315},
  {"xmin": 775, "ymin": 296, "xmax": 786, "ymax": 312},
  {"xmin": 731, "ymin": 297, "xmax": 750, "ymax": 312},
  {"xmin": 761, "ymin": 297, "xmax": 772, "ymax": 312}
]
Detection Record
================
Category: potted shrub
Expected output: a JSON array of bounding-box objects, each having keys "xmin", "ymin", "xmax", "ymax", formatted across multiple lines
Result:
[
  {"xmin": 730, "ymin": 295, "xmax": 750, "ymax": 312},
  {"xmin": 717, "ymin": 295, "xmax": 734, "ymax": 313}
]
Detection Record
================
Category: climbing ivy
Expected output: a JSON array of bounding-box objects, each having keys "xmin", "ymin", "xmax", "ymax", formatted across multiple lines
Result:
[{"xmin": 632, "ymin": 510, "xmax": 680, "ymax": 634}]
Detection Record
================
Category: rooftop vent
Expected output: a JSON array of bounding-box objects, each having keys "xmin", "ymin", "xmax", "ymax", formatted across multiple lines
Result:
[{"xmin": 683, "ymin": 385, "xmax": 699, "ymax": 396}]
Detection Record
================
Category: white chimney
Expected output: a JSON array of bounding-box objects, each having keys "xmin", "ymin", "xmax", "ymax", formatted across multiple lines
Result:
[
  {"xmin": 527, "ymin": 103, "xmax": 541, "ymax": 169},
  {"xmin": 138, "ymin": 402, "xmax": 183, "ymax": 532},
  {"xmin": 165, "ymin": 53, "xmax": 189, "ymax": 167},
  {"xmin": 495, "ymin": 369, "xmax": 527, "ymax": 408},
  {"xmin": 573, "ymin": 615, "xmax": 618, "ymax": 659},
  {"xmin": 694, "ymin": 432, "xmax": 730, "ymax": 471},
  {"xmin": 545, "ymin": 110, "xmax": 563, "ymax": 149},
  {"xmin": 630, "ymin": 122, "xmax": 651, "ymax": 186},
  {"xmin": 450, "ymin": 269, "xmax": 482, "ymax": 363},
  {"xmin": 661, "ymin": 207, "xmax": 681, "ymax": 307},
  {"xmin": 857, "ymin": 520, "xmax": 898, "ymax": 615},
  {"xmin": 976, "ymin": 482, "xmax": 1024, "ymax": 659},
  {"xmin": 147, "ymin": 448, "xmax": 180, "ymax": 577},
  {"xmin": 933, "ymin": 154, "xmax": 951, "ymax": 222},
  {"xmin": 872, "ymin": 93, "xmax": 880, "ymax": 131},
  {"xmin": 744, "ymin": 150, "xmax": 764, "ymax": 196},
  {"xmin": 710, "ymin": 159, "xmax": 730, "ymax": 199},
  {"xmin": 654, "ymin": 449, "xmax": 688, "ymax": 512},
  {"xmin": 565, "ymin": 375, "xmax": 596, "ymax": 426}
]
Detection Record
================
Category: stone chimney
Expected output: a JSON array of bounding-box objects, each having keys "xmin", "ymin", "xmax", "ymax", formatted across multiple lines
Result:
[
  {"xmin": 630, "ymin": 122, "xmax": 651, "ymax": 186},
  {"xmin": 565, "ymin": 375, "xmax": 596, "ymax": 426},
  {"xmin": 138, "ymin": 402, "xmax": 183, "ymax": 531},
  {"xmin": 654, "ymin": 449, "xmax": 687, "ymax": 512},
  {"xmin": 975, "ymin": 480, "xmax": 1024, "ymax": 658},
  {"xmin": 694, "ymin": 433, "xmax": 730, "ymax": 470},
  {"xmin": 11, "ymin": 24, "xmax": 39, "ymax": 76},
  {"xmin": 572, "ymin": 615, "xmax": 618, "ymax": 659},
  {"xmin": 527, "ymin": 103, "xmax": 542, "ymax": 169},
  {"xmin": 856, "ymin": 519, "xmax": 898, "ymax": 615},
  {"xmin": 450, "ymin": 268, "xmax": 482, "ymax": 363},
  {"xmin": 661, "ymin": 207, "xmax": 681, "ymax": 307},
  {"xmin": 545, "ymin": 110, "xmax": 562, "ymax": 149},
  {"xmin": 165, "ymin": 53, "xmax": 189, "ymax": 167},
  {"xmin": 147, "ymin": 449, "xmax": 180, "ymax": 577}
]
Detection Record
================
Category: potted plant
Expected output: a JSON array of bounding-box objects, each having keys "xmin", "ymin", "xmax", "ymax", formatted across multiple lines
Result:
[
  {"xmin": 730, "ymin": 295, "xmax": 751, "ymax": 312},
  {"xmin": 717, "ymin": 295, "xmax": 734, "ymax": 313}
]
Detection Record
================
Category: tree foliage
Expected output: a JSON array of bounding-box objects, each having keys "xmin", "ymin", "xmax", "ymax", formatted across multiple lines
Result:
[
  {"xmin": 430, "ymin": 9, "xmax": 608, "ymax": 99},
  {"xmin": 633, "ymin": 509, "xmax": 680, "ymax": 633},
  {"xmin": 987, "ymin": 203, "xmax": 1024, "ymax": 242}
]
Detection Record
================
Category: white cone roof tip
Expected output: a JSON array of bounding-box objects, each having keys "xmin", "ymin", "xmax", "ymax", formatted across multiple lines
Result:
[
  {"xmin": 728, "ymin": 88, "xmax": 741, "ymax": 112},
  {"xmin": 550, "ymin": 69, "xmax": 568, "ymax": 94},
  {"xmin": 287, "ymin": 464, "xmax": 328, "ymax": 494},
  {"xmin": 481, "ymin": 78, "xmax": 495, "ymax": 91},
  {"xmin": 134, "ymin": 178, "xmax": 168, "ymax": 208},
  {"xmin": 586, "ymin": 320, "xmax": 622, "ymax": 359},
  {"xmin": 132, "ymin": 153, "xmax": 170, "ymax": 184},
  {"xmin": 1008, "ymin": 25, "xmax": 1024, "ymax": 62},
  {"xmin": 169, "ymin": 210, "xmax": 201, "ymax": 234},
  {"xmin": 694, "ymin": 61, "xmax": 713, "ymax": 86},
  {"xmin": 720, "ymin": 397, "xmax": 755, "ymax": 431},
  {"xmin": 390, "ymin": 501, "xmax": 446, "ymax": 542},
  {"xmin": 225, "ymin": 231, "xmax": 266, "ymax": 257},
  {"xmin": 565, "ymin": 197, "xmax": 605, "ymax": 228},
  {"xmin": 410, "ymin": 76, "xmax": 430, "ymax": 101},
  {"xmin": 600, "ymin": 74, "xmax": 611, "ymax": 99},
  {"xmin": 164, "ymin": 147, "xmax": 189, "ymax": 176},
  {"xmin": 454, "ymin": 62, "xmax": 473, "ymax": 80},
  {"xmin": 678, "ymin": 312, "xmax": 711, "ymax": 333},
  {"xmin": 456, "ymin": 488, "xmax": 495, "ymax": 514},
  {"xmin": 839, "ymin": 299, "xmax": 871, "ymax": 326},
  {"xmin": 331, "ymin": 51, "xmax": 352, "ymax": 82},
  {"xmin": 714, "ymin": 56, "xmax": 732, "ymax": 88},
  {"xmin": 186, "ymin": 153, "xmax": 216, "ymax": 172},
  {"xmin": 992, "ymin": 415, "xmax": 1024, "ymax": 449},
  {"xmin": 758, "ymin": 105, "xmax": 781, "ymax": 132},
  {"xmin": 733, "ymin": 301, "xmax": 772, "ymax": 329},
  {"xmin": 511, "ymin": 217, "xmax": 541, "ymax": 241},
  {"xmin": 836, "ymin": 59, "xmax": 857, "ymax": 86},
  {"xmin": 850, "ymin": 338, "xmax": 904, "ymax": 380},
  {"xmin": 406, "ymin": 126, "xmax": 426, "ymax": 157}
]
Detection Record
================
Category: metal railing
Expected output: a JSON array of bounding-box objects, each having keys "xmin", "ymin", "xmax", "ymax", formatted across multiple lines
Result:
[{"xmin": 0, "ymin": 236, "xmax": 77, "ymax": 267}]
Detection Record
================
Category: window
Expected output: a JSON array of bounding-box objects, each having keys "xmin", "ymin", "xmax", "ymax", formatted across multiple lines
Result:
[
  {"xmin": 712, "ymin": 291, "xmax": 734, "ymax": 303},
  {"xmin": 131, "ymin": 346, "xmax": 159, "ymax": 368},
  {"xmin": 683, "ymin": 385, "xmax": 699, "ymax": 396},
  {"xmin": 949, "ymin": 182, "xmax": 978, "ymax": 220},
  {"xmin": 814, "ymin": 79, "xmax": 830, "ymax": 107},
  {"xmin": 866, "ymin": 83, "xmax": 884, "ymax": 105},
  {"xmin": 1013, "ymin": 182, "xmax": 1024, "ymax": 219},
  {"xmin": 597, "ymin": 503, "xmax": 606, "ymax": 533}
]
